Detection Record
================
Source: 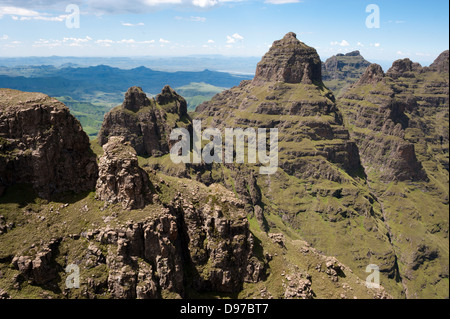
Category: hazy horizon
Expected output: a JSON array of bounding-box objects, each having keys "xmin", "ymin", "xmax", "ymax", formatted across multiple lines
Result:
[{"xmin": 1, "ymin": 0, "xmax": 448, "ymax": 67}]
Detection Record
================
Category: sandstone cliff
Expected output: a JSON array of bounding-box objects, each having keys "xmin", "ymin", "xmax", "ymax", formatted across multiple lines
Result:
[{"xmin": 0, "ymin": 89, "xmax": 98, "ymax": 198}]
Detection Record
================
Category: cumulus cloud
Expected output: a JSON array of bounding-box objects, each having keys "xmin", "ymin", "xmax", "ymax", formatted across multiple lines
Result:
[
  {"xmin": 330, "ymin": 40, "xmax": 350, "ymax": 47},
  {"xmin": 96, "ymin": 38, "xmax": 155, "ymax": 46},
  {"xmin": 207, "ymin": 39, "xmax": 215, "ymax": 43},
  {"xmin": 63, "ymin": 36, "xmax": 92, "ymax": 46},
  {"xmin": 1, "ymin": 1, "xmax": 246, "ymax": 15},
  {"xmin": 265, "ymin": 0, "xmax": 302, "ymax": 4},
  {"xmin": 0, "ymin": 5, "xmax": 67, "ymax": 21},
  {"xmin": 122, "ymin": 22, "xmax": 145, "ymax": 26},
  {"xmin": 226, "ymin": 33, "xmax": 244, "ymax": 43},
  {"xmin": 159, "ymin": 38, "xmax": 170, "ymax": 43}
]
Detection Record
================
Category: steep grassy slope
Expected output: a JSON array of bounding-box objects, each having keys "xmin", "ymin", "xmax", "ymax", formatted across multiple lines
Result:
[{"xmin": 337, "ymin": 56, "xmax": 449, "ymax": 298}]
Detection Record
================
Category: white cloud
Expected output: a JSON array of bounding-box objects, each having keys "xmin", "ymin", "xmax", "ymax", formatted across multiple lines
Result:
[
  {"xmin": 95, "ymin": 38, "xmax": 155, "ymax": 46},
  {"xmin": 207, "ymin": 39, "xmax": 215, "ymax": 43},
  {"xmin": 397, "ymin": 50, "xmax": 410, "ymax": 56},
  {"xmin": 1, "ymin": 5, "xmax": 67, "ymax": 22},
  {"xmin": 63, "ymin": 36, "xmax": 93, "ymax": 47},
  {"xmin": 374, "ymin": 43, "xmax": 380, "ymax": 47},
  {"xmin": 95, "ymin": 39, "xmax": 115, "ymax": 47},
  {"xmin": 226, "ymin": 33, "xmax": 244, "ymax": 44},
  {"xmin": 143, "ymin": 0, "xmax": 183, "ymax": 5},
  {"xmin": 265, "ymin": 0, "xmax": 302, "ymax": 4},
  {"xmin": 192, "ymin": 0, "xmax": 218, "ymax": 7},
  {"xmin": 175, "ymin": 16, "xmax": 206, "ymax": 22},
  {"xmin": 122, "ymin": 22, "xmax": 145, "ymax": 26},
  {"xmin": 0, "ymin": 6, "xmax": 39, "ymax": 18},
  {"xmin": 33, "ymin": 39, "xmax": 62, "ymax": 48},
  {"xmin": 330, "ymin": 40, "xmax": 350, "ymax": 47},
  {"xmin": 190, "ymin": 16, "xmax": 206, "ymax": 22},
  {"xmin": 357, "ymin": 42, "xmax": 364, "ymax": 47},
  {"xmin": 118, "ymin": 39, "xmax": 137, "ymax": 44},
  {"xmin": 0, "ymin": 34, "xmax": 8, "ymax": 40},
  {"xmin": 159, "ymin": 38, "xmax": 170, "ymax": 43}
]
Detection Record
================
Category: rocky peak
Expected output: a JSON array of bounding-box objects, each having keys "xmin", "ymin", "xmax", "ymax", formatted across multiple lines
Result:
[
  {"xmin": 95, "ymin": 136, "xmax": 153, "ymax": 210},
  {"xmin": 387, "ymin": 58, "xmax": 422, "ymax": 78},
  {"xmin": 429, "ymin": 50, "xmax": 449, "ymax": 73},
  {"xmin": 122, "ymin": 86, "xmax": 151, "ymax": 112},
  {"xmin": 252, "ymin": 32, "xmax": 322, "ymax": 85},
  {"xmin": 345, "ymin": 50, "xmax": 361, "ymax": 57},
  {"xmin": 355, "ymin": 63, "xmax": 385, "ymax": 85},
  {"xmin": 155, "ymin": 85, "xmax": 188, "ymax": 116},
  {"xmin": 98, "ymin": 85, "xmax": 191, "ymax": 157}
]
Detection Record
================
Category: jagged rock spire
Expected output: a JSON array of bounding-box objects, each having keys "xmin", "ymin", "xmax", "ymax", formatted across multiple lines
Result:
[{"xmin": 252, "ymin": 32, "xmax": 322, "ymax": 85}]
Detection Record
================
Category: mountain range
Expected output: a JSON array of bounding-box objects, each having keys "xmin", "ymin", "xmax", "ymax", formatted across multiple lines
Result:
[{"xmin": 0, "ymin": 32, "xmax": 448, "ymax": 300}]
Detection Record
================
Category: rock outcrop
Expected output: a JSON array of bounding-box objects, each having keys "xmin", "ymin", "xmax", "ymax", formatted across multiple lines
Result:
[
  {"xmin": 386, "ymin": 58, "xmax": 422, "ymax": 78},
  {"xmin": 429, "ymin": 50, "xmax": 449, "ymax": 73},
  {"xmin": 252, "ymin": 32, "xmax": 322, "ymax": 85},
  {"xmin": 355, "ymin": 63, "xmax": 385, "ymax": 85},
  {"xmin": 95, "ymin": 136, "xmax": 154, "ymax": 210},
  {"xmin": 98, "ymin": 86, "xmax": 190, "ymax": 157},
  {"xmin": 322, "ymin": 50, "xmax": 371, "ymax": 95},
  {"xmin": 0, "ymin": 89, "xmax": 98, "ymax": 198}
]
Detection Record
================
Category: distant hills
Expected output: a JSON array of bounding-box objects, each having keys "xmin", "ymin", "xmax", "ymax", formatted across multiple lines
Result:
[
  {"xmin": 0, "ymin": 55, "xmax": 260, "ymax": 74},
  {"xmin": 0, "ymin": 65, "xmax": 252, "ymax": 138}
]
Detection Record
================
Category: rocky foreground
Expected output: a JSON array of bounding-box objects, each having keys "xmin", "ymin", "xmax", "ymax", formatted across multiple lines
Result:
[{"xmin": 0, "ymin": 33, "xmax": 448, "ymax": 299}]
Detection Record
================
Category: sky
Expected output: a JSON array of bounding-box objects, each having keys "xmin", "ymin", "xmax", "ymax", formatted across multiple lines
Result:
[{"xmin": 0, "ymin": 0, "xmax": 448, "ymax": 66}]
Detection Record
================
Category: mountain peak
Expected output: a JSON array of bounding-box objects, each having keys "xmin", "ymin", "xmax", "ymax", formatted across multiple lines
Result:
[
  {"xmin": 387, "ymin": 58, "xmax": 422, "ymax": 78},
  {"xmin": 355, "ymin": 63, "xmax": 385, "ymax": 85},
  {"xmin": 345, "ymin": 50, "xmax": 361, "ymax": 57},
  {"xmin": 122, "ymin": 86, "xmax": 151, "ymax": 112},
  {"xmin": 429, "ymin": 50, "xmax": 449, "ymax": 73},
  {"xmin": 252, "ymin": 32, "xmax": 322, "ymax": 85}
]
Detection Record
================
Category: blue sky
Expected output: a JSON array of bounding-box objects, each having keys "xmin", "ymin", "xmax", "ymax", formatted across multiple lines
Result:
[{"xmin": 0, "ymin": 0, "xmax": 448, "ymax": 66}]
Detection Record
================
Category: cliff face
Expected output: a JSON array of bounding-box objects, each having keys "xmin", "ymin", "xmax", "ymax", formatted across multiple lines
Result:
[
  {"xmin": 337, "ymin": 52, "xmax": 449, "ymax": 298},
  {"xmin": 95, "ymin": 136, "xmax": 154, "ymax": 210},
  {"xmin": 0, "ymin": 89, "xmax": 98, "ymax": 198},
  {"xmin": 98, "ymin": 86, "xmax": 190, "ymax": 157},
  {"xmin": 339, "ymin": 63, "xmax": 427, "ymax": 182}
]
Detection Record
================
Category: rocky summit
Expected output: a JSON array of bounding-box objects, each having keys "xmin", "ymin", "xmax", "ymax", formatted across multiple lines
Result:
[
  {"xmin": 322, "ymin": 50, "xmax": 371, "ymax": 95},
  {"xmin": 98, "ymin": 86, "xmax": 190, "ymax": 157},
  {"xmin": 252, "ymin": 32, "xmax": 322, "ymax": 85},
  {"xmin": 0, "ymin": 32, "xmax": 448, "ymax": 300},
  {"xmin": 0, "ymin": 89, "xmax": 98, "ymax": 198}
]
